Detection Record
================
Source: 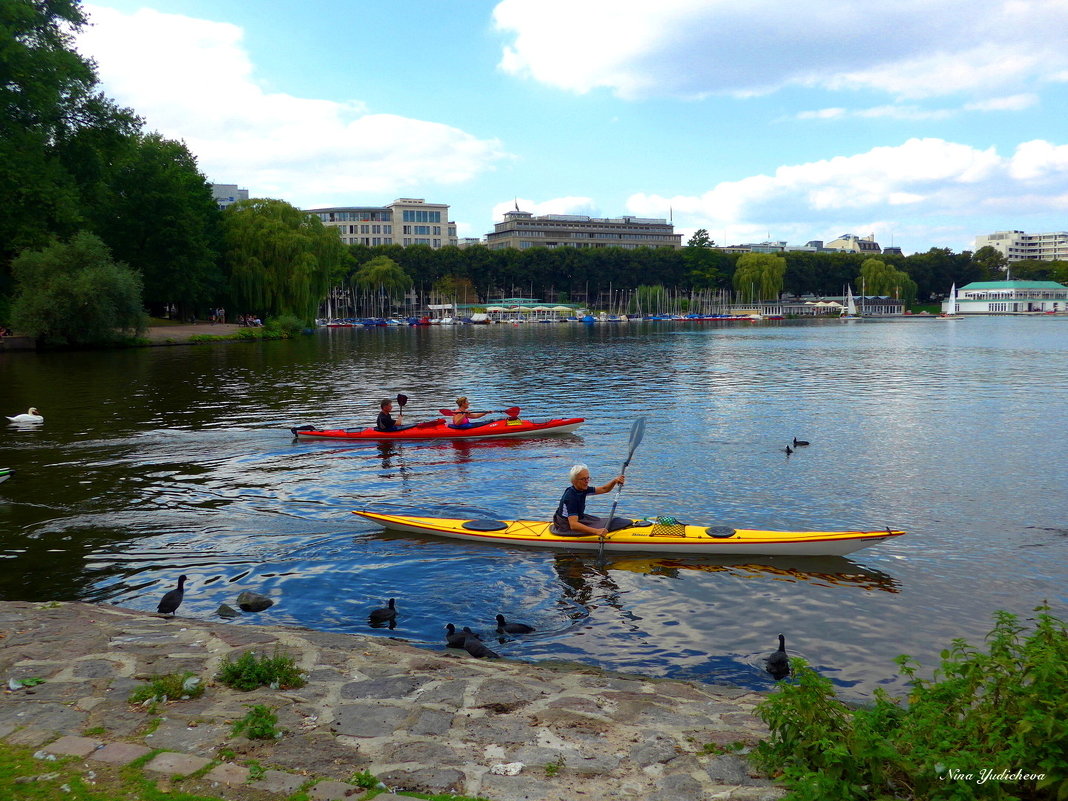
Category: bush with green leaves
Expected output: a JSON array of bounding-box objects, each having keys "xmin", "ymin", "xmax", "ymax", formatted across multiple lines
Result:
[
  {"xmin": 128, "ymin": 672, "xmax": 204, "ymax": 706},
  {"xmin": 264, "ymin": 313, "xmax": 306, "ymax": 336},
  {"xmin": 752, "ymin": 606, "xmax": 1067, "ymax": 800},
  {"xmin": 216, "ymin": 650, "xmax": 306, "ymax": 691},
  {"xmin": 231, "ymin": 704, "xmax": 281, "ymax": 740},
  {"xmin": 10, "ymin": 232, "xmax": 148, "ymax": 346}
]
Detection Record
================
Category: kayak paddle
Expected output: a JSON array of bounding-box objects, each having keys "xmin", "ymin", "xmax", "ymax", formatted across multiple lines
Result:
[
  {"xmin": 597, "ymin": 417, "xmax": 646, "ymax": 566},
  {"xmin": 439, "ymin": 406, "xmax": 521, "ymax": 419}
]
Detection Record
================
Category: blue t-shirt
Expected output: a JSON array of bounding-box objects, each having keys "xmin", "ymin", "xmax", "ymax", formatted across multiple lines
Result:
[{"xmin": 555, "ymin": 485, "xmax": 596, "ymax": 521}]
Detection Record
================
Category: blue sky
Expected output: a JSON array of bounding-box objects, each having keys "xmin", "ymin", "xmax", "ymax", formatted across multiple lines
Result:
[{"xmin": 77, "ymin": 0, "xmax": 1068, "ymax": 254}]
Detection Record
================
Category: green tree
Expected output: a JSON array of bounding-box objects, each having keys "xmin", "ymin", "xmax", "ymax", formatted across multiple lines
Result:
[
  {"xmin": 859, "ymin": 258, "xmax": 917, "ymax": 306},
  {"xmin": 353, "ymin": 255, "xmax": 412, "ymax": 316},
  {"xmin": 86, "ymin": 133, "xmax": 222, "ymax": 318},
  {"xmin": 9, "ymin": 232, "xmax": 147, "ymax": 345},
  {"xmin": 684, "ymin": 229, "xmax": 727, "ymax": 289},
  {"xmin": 0, "ymin": 0, "xmax": 140, "ymax": 267},
  {"xmin": 223, "ymin": 198, "xmax": 346, "ymax": 323},
  {"xmin": 733, "ymin": 253, "xmax": 786, "ymax": 302},
  {"xmin": 971, "ymin": 245, "xmax": 1008, "ymax": 280}
]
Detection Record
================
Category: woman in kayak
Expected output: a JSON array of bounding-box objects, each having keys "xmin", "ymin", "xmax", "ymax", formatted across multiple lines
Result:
[
  {"xmin": 375, "ymin": 398, "xmax": 412, "ymax": 432},
  {"xmin": 449, "ymin": 396, "xmax": 491, "ymax": 429},
  {"xmin": 551, "ymin": 464, "xmax": 628, "ymax": 536}
]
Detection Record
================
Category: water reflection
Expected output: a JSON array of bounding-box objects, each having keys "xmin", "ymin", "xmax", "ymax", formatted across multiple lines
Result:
[{"xmin": 596, "ymin": 554, "xmax": 899, "ymax": 593}]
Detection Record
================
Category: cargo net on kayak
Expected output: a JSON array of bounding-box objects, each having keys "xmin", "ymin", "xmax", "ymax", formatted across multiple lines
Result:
[{"xmin": 643, "ymin": 516, "xmax": 737, "ymax": 538}]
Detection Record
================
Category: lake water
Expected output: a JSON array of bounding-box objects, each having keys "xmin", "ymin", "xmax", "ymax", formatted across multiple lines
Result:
[{"xmin": 2, "ymin": 317, "xmax": 1066, "ymax": 701}]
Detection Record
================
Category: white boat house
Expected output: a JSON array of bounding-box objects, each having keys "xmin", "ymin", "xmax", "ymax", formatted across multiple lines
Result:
[{"xmin": 946, "ymin": 280, "xmax": 1068, "ymax": 314}]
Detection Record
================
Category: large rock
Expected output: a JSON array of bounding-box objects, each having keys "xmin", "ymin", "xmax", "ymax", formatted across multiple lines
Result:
[{"xmin": 236, "ymin": 592, "xmax": 274, "ymax": 612}]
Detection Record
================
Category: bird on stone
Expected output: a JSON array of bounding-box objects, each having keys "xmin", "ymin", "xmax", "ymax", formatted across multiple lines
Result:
[
  {"xmin": 463, "ymin": 631, "xmax": 500, "ymax": 659},
  {"xmin": 6, "ymin": 407, "xmax": 43, "ymax": 424},
  {"xmin": 157, "ymin": 575, "xmax": 187, "ymax": 617},
  {"xmin": 369, "ymin": 598, "xmax": 397, "ymax": 627},
  {"xmin": 495, "ymin": 614, "xmax": 535, "ymax": 634},
  {"xmin": 765, "ymin": 633, "xmax": 790, "ymax": 680},
  {"xmin": 792, "ymin": 437, "xmax": 810, "ymax": 446}
]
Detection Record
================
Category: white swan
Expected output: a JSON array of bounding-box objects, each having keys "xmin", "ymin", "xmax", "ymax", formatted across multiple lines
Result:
[{"xmin": 6, "ymin": 407, "xmax": 43, "ymax": 424}]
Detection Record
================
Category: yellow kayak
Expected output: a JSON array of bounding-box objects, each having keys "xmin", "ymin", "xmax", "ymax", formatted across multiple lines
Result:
[{"xmin": 353, "ymin": 511, "xmax": 905, "ymax": 556}]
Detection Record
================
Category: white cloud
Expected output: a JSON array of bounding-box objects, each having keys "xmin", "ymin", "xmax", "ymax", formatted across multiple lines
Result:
[
  {"xmin": 963, "ymin": 94, "xmax": 1038, "ymax": 112},
  {"xmin": 627, "ymin": 138, "xmax": 1068, "ymax": 250},
  {"xmin": 1008, "ymin": 140, "xmax": 1068, "ymax": 180},
  {"xmin": 493, "ymin": 0, "xmax": 1068, "ymax": 101},
  {"xmin": 78, "ymin": 5, "xmax": 509, "ymax": 206}
]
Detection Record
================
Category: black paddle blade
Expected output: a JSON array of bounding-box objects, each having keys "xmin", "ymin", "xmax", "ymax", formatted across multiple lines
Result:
[
  {"xmin": 622, "ymin": 417, "xmax": 646, "ymax": 468},
  {"xmin": 396, "ymin": 393, "xmax": 408, "ymax": 408}
]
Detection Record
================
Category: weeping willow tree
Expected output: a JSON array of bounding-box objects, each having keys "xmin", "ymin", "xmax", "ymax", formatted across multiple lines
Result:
[
  {"xmin": 860, "ymin": 258, "xmax": 917, "ymax": 306},
  {"xmin": 223, "ymin": 198, "xmax": 346, "ymax": 322},
  {"xmin": 354, "ymin": 255, "xmax": 412, "ymax": 316},
  {"xmin": 733, "ymin": 253, "xmax": 787, "ymax": 302}
]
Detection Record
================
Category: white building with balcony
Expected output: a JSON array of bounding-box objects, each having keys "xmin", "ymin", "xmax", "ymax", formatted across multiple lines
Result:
[
  {"xmin": 973, "ymin": 230, "xmax": 1068, "ymax": 263},
  {"xmin": 307, "ymin": 198, "xmax": 457, "ymax": 248}
]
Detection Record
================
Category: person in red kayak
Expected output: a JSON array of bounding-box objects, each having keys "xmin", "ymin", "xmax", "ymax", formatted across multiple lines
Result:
[
  {"xmin": 449, "ymin": 396, "xmax": 491, "ymax": 429},
  {"xmin": 375, "ymin": 398, "xmax": 411, "ymax": 431},
  {"xmin": 551, "ymin": 464, "xmax": 628, "ymax": 536}
]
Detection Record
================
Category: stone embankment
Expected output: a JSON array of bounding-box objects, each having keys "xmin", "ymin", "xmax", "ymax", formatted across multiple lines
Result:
[{"xmin": 0, "ymin": 601, "xmax": 784, "ymax": 801}]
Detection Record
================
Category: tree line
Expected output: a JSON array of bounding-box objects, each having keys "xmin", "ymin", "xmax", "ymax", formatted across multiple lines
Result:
[{"xmin": 3, "ymin": 1, "xmax": 1066, "ymax": 344}]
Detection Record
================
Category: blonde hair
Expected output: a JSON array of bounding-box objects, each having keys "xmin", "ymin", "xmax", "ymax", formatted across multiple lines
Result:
[{"xmin": 455, "ymin": 396, "xmax": 468, "ymax": 408}]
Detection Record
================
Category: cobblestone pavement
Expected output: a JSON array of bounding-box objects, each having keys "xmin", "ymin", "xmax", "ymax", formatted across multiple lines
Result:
[{"xmin": 0, "ymin": 601, "xmax": 785, "ymax": 801}]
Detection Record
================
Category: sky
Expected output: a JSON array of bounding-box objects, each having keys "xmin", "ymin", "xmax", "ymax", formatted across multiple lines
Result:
[{"xmin": 75, "ymin": 0, "xmax": 1068, "ymax": 255}]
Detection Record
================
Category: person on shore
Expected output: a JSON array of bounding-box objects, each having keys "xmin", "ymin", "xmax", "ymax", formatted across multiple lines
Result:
[
  {"xmin": 551, "ymin": 464, "xmax": 628, "ymax": 536},
  {"xmin": 375, "ymin": 398, "xmax": 411, "ymax": 432},
  {"xmin": 450, "ymin": 396, "xmax": 490, "ymax": 429}
]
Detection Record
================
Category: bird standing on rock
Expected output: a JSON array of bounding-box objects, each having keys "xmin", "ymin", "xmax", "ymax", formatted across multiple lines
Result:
[
  {"xmin": 369, "ymin": 598, "xmax": 397, "ymax": 628},
  {"xmin": 765, "ymin": 633, "xmax": 790, "ymax": 680},
  {"xmin": 157, "ymin": 575, "xmax": 187, "ymax": 617},
  {"xmin": 495, "ymin": 614, "xmax": 535, "ymax": 634}
]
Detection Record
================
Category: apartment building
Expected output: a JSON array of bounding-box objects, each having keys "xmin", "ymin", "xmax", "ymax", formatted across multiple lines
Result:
[
  {"xmin": 974, "ymin": 230, "xmax": 1068, "ymax": 262},
  {"xmin": 485, "ymin": 209, "xmax": 681, "ymax": 250},
  {"xmin": 212, "ymin": 183, "xmax": 249, "ymax": 211},
  {"xmin": 824, "ymin": 233, "xmax": 882, "ymax": 254},
  {"xmin": 307, "ymin": 198, "xmax": 457, "ymax": 248}
]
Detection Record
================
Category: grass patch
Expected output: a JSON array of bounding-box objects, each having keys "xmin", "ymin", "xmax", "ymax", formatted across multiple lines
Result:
[
  {"xmin": 543, "ymin": 755, "xmax": 565, "ymax": 777},
  {"xmin": 216, "ymin": 650, "xmax": 305, "ymax": 691},
  {"xmin": 230, "ymin": 705, "xmax": 281, "ymax": 740},
  {"xmin": 128, "ymin": 672, "xmax": 204, "ymax": 708},
  {"xmin": 0, "ymin": 741, "xmax": 227, "ymax": 801},
  {"xmin": 752, "ymin": 605, "xmax": 1068, "ymax": 800}
]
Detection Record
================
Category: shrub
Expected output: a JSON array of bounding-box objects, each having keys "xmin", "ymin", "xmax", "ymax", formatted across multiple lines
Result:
[
  {"xmin": 128, "ymin": 672, "xmax": 204, "ymax": 706},
  {"xmin": 216, "ymin": 650, "xmax": 305, "ymax": 691},
  {"xmin": 264, "ymin": 313, "xmax": 305, "ymax": 337},
  {"xmin": 10, "ymin": 232, "xmax": 147, "ymax": 346},
  {"xmin": 752, "ymin": 606, "xmax": 1068, "ymax": 800},
  {"xmin": 231, "ymin": 704, "xmax": 281, "ymax": 740}
]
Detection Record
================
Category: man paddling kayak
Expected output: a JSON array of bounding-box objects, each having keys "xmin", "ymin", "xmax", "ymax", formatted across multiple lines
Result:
[
  {"xmin": 551, "ymin": 464, "xmax": 629, "ymax": 536},
  {"xmin": 375, "ymin": 398, "xmax": 414, "ymax": 432}
]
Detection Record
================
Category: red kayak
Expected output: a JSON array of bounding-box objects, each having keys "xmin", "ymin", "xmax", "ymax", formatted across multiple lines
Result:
[{"xmin": 291, "ymin": 417, "xmax": 584, "ymax": 441}]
